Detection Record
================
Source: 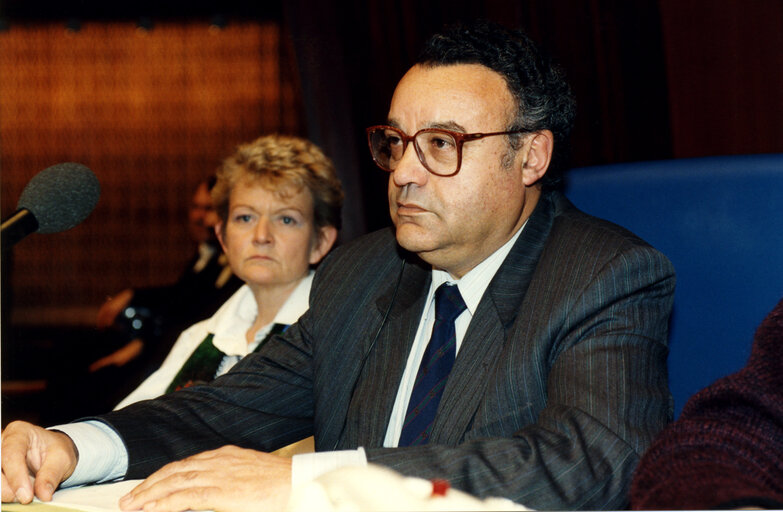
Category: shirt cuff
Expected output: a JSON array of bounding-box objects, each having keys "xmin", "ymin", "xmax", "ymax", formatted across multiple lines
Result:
[
  {"xmin": 291, "ymin": 448, "xmax": 367, "ymax": 490},
  {"xmin": 50, "ymin": 421, "xmax": 129, "ymax": 487}
]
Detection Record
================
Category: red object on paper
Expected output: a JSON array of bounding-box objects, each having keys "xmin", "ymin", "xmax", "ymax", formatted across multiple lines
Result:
[{"xmin": 430, "ymin": 479, "xmax": 450, "ymax": 496}]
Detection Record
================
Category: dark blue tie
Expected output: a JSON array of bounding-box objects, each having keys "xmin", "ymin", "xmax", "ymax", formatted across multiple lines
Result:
[{"xmin": 399, "ymin": 283, "xmax": 467, "ymax": 446}]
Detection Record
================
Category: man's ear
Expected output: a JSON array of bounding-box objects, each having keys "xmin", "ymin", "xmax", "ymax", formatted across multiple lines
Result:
[
  {"xmin": 521, "ymin": 130, "xmax": 554, "ymax": 186},
  {"xmin": 214, "ymin": 223, "xmax": 228, "ymax": 253},
  {"xmin": 309, "ymin": 225, "xmax": 338, "ymax": 265}
]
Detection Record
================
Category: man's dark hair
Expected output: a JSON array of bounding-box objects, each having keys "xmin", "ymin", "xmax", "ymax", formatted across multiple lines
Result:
[{"xmin": 417, "ymin": 21, "xmax": 576, "ymax": 186}]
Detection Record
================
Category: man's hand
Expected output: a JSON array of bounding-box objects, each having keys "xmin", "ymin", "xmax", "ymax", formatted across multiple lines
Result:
[
  {"xmin": 89, "ymin": 339, "xmax": 144, "ymax": 372},
  {"xmin": 1, "ymin": 421, "xmax": 78, "ymax": 504},
  {"xmin": 96, "ymin": 288, "xmax": 134, "ymax": 329},
  {"xmin": 119, "ymin": 445, "xmax": 292, "ymax": 512}
]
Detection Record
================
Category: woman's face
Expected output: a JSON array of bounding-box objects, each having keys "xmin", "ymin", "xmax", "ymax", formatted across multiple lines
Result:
[{"xmin": 216, "ymin": 179, "xmax": 333, "ymax": 292}]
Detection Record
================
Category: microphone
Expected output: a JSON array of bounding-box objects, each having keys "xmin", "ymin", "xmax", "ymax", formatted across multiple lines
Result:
[{"xmin": 1, "ymin": 162, "xmax": 101, "ymax": 248}]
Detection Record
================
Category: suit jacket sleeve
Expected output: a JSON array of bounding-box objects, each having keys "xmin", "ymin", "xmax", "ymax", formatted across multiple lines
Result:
[{"xmin": 96, "ymin": 313, "xmax": 319, "ymax": 475}]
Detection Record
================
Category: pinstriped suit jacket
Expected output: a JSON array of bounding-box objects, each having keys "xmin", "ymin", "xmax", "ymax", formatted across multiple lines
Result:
[{"xmin": 103, "ymin": 190, "xmax": 675, "ymax": 510}]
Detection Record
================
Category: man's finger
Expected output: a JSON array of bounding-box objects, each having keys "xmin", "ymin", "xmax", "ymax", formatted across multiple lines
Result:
[
  {"xmin": 140, "ymin": 486, "xmax": 218, "ymax": 512},
  {"xmin": 122, "ymin": 457, "xmax": 189, "ymax": 500},
  {"xmin": 120, "ymin": 470, "xmax": 210, "ymax": 511},
  {"xmin": 32, "ymin": 475, "xmax": 57, "ymax": 502},
  {"xmin": 2, "ymin": 473, "xmax": 19, "ymax": 503},
  {"xmin": 1, "ymin": 427, "xmax": 36, "ymax": 503},
  {"xmin": 29, "ymin": 431, "xmax": 77, "ymax": 502},
  {"xmin": 121, "ymin": 465, "xmax": 199, "ymax": 508},
  {"xmin": 125, "ymin": 447, "xmax": 227, "ymax": 499}
]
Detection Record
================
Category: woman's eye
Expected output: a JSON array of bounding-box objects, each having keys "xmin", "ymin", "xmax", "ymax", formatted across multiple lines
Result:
[
  {"xmin": 234, "ymin": 214, "xmax": 252, "ymax": 223},
  {"xmin": 280, "ymin": 216, "xmax": 298, "ymax": 225}
]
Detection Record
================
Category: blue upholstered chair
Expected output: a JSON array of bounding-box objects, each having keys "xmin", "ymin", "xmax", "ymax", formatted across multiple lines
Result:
[{"xmin": 564, "ymin": 154, "xmax": 783, "ymax": 417}]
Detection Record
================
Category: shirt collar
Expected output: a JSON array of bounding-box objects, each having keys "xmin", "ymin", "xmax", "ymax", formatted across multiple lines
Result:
[
  {"xmin": 271, "ymin": 270, "xmax": 314, "ymax": 326},
  {"xmin": 210, "ymin": 270, "xmax": 313, "ymax": 355},
  {"xmin": 193, "ymin": 242, "xmax": 218, "ymax": 272},
  {"xmin": 431, "ymin": 221, "xmax": 527, "ymax": 315}
]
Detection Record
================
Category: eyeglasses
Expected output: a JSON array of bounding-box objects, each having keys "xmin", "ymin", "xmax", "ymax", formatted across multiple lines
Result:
[{"xmin": 366, "ymin": 125, "xmax": 529, "ymax": 177}]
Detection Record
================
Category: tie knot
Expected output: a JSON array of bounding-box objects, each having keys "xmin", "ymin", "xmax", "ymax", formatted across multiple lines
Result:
[{"xmin": 434, "ymin": 283, "xmax": 467, "ymax": 323}]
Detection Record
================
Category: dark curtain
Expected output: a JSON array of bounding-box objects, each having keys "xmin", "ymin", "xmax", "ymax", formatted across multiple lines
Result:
[
  {"xmin": 283, "ymin": 0, "xmax": 672, "ymax": 235},
  {"xmin": 282, "ymin": 2, "xmax": 368, "ymax": 243},
  {"xmin": 658, "ymin": 0, "xmax": 783, "ymax": 158}
]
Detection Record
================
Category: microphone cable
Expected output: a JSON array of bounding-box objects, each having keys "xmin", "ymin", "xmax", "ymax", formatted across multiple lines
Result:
[{"xmin": 331, "ymin": 258, "xmax": 406, "ymax": 450}]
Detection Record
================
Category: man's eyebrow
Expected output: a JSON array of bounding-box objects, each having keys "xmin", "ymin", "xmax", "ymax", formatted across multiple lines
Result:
[
  {"xmin": 428, "ymin": 121, "xmax": 467, "ymax": 133},
  {"xmin": 385, "ymin": 119, "xmax": 468, "ymax": 133}
]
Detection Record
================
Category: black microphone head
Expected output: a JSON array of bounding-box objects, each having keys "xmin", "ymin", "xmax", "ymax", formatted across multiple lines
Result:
[{"xmin": 17, "ymin": 162, "xmax": 101, "ymax": 234}]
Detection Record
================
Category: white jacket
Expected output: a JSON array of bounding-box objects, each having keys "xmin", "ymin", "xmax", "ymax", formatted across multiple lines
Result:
[{"xmin": 115, "ymin": 271, "xmax": 313, "ymax": 409}]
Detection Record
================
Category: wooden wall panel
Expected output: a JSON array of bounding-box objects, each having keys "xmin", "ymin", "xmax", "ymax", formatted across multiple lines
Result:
[{"xmin": 0, "ymin": 21, "xmax": 303, "ymax": 323}]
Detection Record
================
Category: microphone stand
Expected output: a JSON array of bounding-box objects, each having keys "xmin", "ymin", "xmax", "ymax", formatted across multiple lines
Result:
[{"xmin": 1, "ymin": 209, "xmax": 39, "ymax": 248}]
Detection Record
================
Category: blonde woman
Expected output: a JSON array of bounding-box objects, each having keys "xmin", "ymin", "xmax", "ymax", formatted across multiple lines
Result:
[{"xmin": 116, "ymin": 135, "xmax": 343, "ymax": 408}]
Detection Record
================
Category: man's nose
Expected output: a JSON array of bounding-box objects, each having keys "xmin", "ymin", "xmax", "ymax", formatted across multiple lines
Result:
[{"xmin": 391, "ymin": 141, "xmax": 428, "ymax": 187}]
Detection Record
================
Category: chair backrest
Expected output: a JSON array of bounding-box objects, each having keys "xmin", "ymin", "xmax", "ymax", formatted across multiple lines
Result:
[{"xmin": 564, "ymin": 154, "xmax": 783, "ymax": 417}]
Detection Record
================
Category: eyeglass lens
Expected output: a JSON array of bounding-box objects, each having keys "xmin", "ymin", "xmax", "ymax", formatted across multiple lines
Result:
[{"xmin": 369, "ymin": 127, "xmax": 459, "ymax": 176}]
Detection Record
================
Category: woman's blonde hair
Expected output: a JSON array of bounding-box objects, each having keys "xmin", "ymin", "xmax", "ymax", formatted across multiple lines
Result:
[{"xmin": 212, "ymin": 135, "xmax": 343, "ymax": 233}]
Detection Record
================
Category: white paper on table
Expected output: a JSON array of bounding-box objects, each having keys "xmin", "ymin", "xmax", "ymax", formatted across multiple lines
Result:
[
  {"xmin": 31, "ymin": 480, "xmax": 140, "ymax": 512},
  {"xmin": 38, "ymin": 480, "xmax": 211, "ymax": 512}
]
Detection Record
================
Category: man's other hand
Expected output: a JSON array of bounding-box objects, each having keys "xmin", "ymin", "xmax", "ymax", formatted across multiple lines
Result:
[
  {"xmin": 96, "ymin": 288, "xmax": 134, "ymax": 329},
  {"xmin": 89, "ymin": 339, "xmax": 144, "ymax": 372},
  {"xmin": 1, "ymin": 421, "xmax": 78, "ymax": 503},
  {"xmin": 119, "ymin": 445, "xmax": 292, "ymax": 512}
]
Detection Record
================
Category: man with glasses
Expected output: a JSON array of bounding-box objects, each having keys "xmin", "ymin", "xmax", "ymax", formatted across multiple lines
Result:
[{"xmin": 2, "ymin": 21, "xmax": 674, "ymax": 511}]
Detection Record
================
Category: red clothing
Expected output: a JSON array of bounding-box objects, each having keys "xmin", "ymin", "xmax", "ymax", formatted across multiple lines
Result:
[{"xmin": 630, "ymin": 297, "xmax": 783, "ymax": 509}]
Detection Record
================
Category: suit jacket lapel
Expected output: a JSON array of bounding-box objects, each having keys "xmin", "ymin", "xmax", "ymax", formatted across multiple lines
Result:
[
  {"xmin": 342, "ymin": 254, "xmax": 431, "ymax": 447},
  {"xmin": 430, "ymin": 192, "xmax": 558, "ymax": 444}
]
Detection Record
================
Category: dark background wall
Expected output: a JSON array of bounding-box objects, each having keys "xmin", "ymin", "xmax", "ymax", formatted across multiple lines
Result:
[
  {"xmin": 282, "ymin": 0, "xmax": 782, "ymax": 234},
  {"xmin": 1, "ymin": 0, "xmax": 781, "ymax": 317}
]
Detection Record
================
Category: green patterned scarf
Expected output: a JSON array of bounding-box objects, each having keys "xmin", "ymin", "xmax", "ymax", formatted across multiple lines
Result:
[{"xmin": 166, "ymin": 323, "xmax": 288, "ymax": 393}]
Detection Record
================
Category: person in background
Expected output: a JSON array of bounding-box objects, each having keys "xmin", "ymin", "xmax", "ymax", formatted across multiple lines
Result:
[
  {"xmin": 2, "ymin": 21, "xmax": 674, "ymax": 512},
  {"xmin": 630, "ymin": 297, "xmax": 783, "ymax": 510},
  {"xmin": 91, "ymin": 176, "xmax": 242, "ymax": 375},
  {"xmin": 115, "ymin": 134, "xmax": 342, "ymax": 409},
  {"xmin": 38, "ymin": 177, "xmax": 244, "ymax": 425}
]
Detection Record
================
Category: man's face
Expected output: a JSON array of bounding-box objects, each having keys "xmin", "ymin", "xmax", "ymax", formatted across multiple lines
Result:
[
  {"xmin": 188, "ymin": 182, "xmax": 218, "ymax": 244},
  {"xmin": 387, "ymin": 64, "xmax": 535, "ymax": 278}
]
